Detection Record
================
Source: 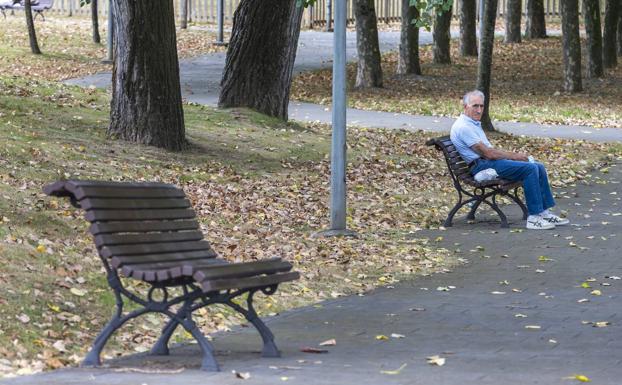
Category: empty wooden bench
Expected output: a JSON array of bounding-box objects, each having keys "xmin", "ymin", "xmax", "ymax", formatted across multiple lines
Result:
[
  {"xmin": 426, "ymin": 136, "xmax": 528, "ymax": 228},
  {"xmin": 43, "ymin": 180, "xmax": 300, "ymax": 371}
]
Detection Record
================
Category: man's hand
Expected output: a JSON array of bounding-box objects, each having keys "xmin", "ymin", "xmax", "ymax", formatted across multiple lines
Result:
[{"xmin": 472, "ymin": 142, "xmax": 529, "ymax": 162}]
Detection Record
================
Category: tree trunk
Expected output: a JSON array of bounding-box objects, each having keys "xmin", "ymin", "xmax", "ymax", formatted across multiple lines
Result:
[
  {"xmin": 560, "ymin": 0, "xmax": 582, "ymax": 92},
  {"xmin": 433, "ymin": 5, "xmax": 453, "ymax": 64},
  {"xmin": 180, "ymin": 0, "xmax": 188, "ymax": 29},
  {"xmin": 24, "ymin": 0, "xmax": 41, "ymax": 54},
  {"xmin": 91, "ymin": 0, "xmax": 101, "ymax": 44},
  {"xmin": 397, "ymin": 0, "xmax": 421, "ymax": 75},
  {"xmin": 218, "ymin": 0, "xmax": 304, "ymax": 120},
  {"xmin": 504, "ymin": 0, "xmax": 521, "ymax": 43},
  {"xmin": 617, "ymin": 9, "xmax": 622, "ymax": 56},
  {"xmin": 584, "ymin": 0, "xmax": 603, "ymax": 78},
  {"xmin": 459, "ymin": 0, "xmax": 477, "ymax": 56},
  {"xmin": 355, "ymin": 0, "xmax": 383, "ymax": 87},
  {"xmin": 525, "ymin": 0, "xmax": 546, "ymax": 39},
  {"xmin": 476, "ymin": 0, "xmax": 498, "ymax": 131},
  {"xmin": 603, "ymin": 0, "xmax": 619, "ymax": 68},
  {"xmin": 109, "ymin": 0, "xmax": 186, "ymax": 151}
]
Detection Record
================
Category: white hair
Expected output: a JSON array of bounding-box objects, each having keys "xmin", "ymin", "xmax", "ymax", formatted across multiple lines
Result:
[{"xmin": 462, "ymin": 90, "xmax": 485, "ymax": 106}]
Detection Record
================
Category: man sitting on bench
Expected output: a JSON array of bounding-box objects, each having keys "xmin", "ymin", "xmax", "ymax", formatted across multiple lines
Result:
[{"xmin": 450, "ymin": 90, "xmax": 569, "ymax": 230}]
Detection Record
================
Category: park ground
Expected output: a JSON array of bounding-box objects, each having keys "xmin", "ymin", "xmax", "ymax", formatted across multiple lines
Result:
[{"xmin": 1, "ymin": 15, "xmax": 622, "ymax": 378}]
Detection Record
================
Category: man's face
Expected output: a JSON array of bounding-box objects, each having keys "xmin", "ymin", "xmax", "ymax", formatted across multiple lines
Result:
[{"xmin": 464, "ymin": 95, "xmax": 484, "ymax": 121}]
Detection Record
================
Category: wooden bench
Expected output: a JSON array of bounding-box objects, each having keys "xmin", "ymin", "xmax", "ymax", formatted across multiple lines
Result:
[
  {"xmin": 43, "ymin": 180, "xmax": 300, "ymax": 371},
  {"xmin": 426, "ymin": 136, "xmax": 528, "ymax": 228}
]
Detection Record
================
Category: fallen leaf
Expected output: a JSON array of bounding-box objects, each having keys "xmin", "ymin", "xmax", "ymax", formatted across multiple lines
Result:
[
  {"xmin": 300, "ymin": 347, "xmax": 328, "ymax": 354},
  {"xmin": 232, "ymin": 370, "xmax": 251, "ymax": 380},
  {"xmin": 318, "ymin": 339, "xmax": 336, "ymax": 346},
  {"xmin": 70, "ymin": 288, "xmax": 87, "ymax": 297},
  {"xmin": 426, "ymin": 355, "xmax": 445, "ymax": 366},
  {"xmin": 390, "ymin": 333, "xmax": 405, "ymax": 339},
  {"xmin": 380, "ymin": 363, "xmax": 407, "ymax": 375},
  {"xmin": 590, "ymin": 290, "xmax": 602, "ymax": 296},
  {"xmin": 525, "ymin": 325, "xmax": 541, "ymax": 330},
  {"xmin": 375, "ymin": 335, "xmax": 389, "ymax": 340}
]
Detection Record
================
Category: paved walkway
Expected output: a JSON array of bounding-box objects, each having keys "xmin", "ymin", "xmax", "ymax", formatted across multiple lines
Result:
[
  {"xmin": 4, "ymin": 163, "xmax": 622, "ymax": 384},
  {"xmin": 64, "ymin": 29, "xmax": 620, "ymax": 142}
]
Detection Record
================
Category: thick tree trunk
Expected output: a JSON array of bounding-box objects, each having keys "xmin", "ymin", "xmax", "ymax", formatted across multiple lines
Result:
[
  {"xmin": 459, "ymin": 0, "xmax": 477, "ymax": 56},
  {"xmin": 355, "ymin": 0, "xmax": 383, "ymax": 87},
  {"xmin": 617, "ymin": 10, "xmax": 622, "ymax": 56},
  {"xmin": 561, "ymin": 0, "xmax": 582, "ymax": 92},
  {"xmin": 603, "ymin": 0, "xmax": 619, "ymax": 68},
  {"xmin": 525, "ymin": 0, "xmax": 546, "ymax": 39},
  {"xmin": 180, "ymin": 0, "xmax": 188, "ymax": 29},
  {"xmin": 24, "ymin": 0, "xmax": 41, "ymax": 54},
  {"xmin": 91, "ymin": 0, "xmax": 101, "ymax": 44},
  {"xmin": 218, "ymin": 0, "xmax": 304, "ymax": 120},
  {"xmin": 476, "ymin": 0, "xmax": 497, "ymax": 131},
  {"xmin": 584, "ymin": 0, "xmax": 603, "ymax": 78},
  {"xmin": 504, "ymin": 0, "xmax": 521, "ymax": 43},
  {"xmin": 433, "ymin": 5, "xmax": 452, "ymax": 64},
  {"xmin": 397, "ymin": 0, "xmax": 421, "ymax": 75},
  {"xmin": 109, "ymin": 0, "xmax": 186, "ymax": 151}
]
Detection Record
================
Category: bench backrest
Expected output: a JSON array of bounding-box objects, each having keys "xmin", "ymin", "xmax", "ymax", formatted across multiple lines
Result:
[
  {"xmin": 426, "ymin": 136, "xmax": 478, "ymax": 187},
  {"xmin": 43, "ymin": 180, "xmax": 219, "ymax": 283}
]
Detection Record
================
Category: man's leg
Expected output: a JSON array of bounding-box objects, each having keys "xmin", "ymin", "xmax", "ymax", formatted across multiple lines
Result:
[
  {"xmin": 475, "ymin": 159, "xmax": 543, "ymax": 215},
  {"xmin": 534, "ymin": 162, "xmax": 556, "ymax": 210}
]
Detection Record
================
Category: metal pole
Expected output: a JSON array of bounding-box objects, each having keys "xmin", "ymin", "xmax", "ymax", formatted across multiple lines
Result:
[
  {"xmin": 326, "ymin": 0, "xmax": 333, "ymax": 32},
  {"xmin": 215, "ymin": 0, "xmax": 226, "ymax": 45},
  {"xmin": 330, "ymin": 0, "xmax": 347, "ymax": 231},
  {"xmin": 103, "ymin": 0, "xmax": 113, "ymax": 63}
]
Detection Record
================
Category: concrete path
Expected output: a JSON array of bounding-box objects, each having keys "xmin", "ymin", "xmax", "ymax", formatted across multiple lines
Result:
[
  {"xmin": 4, "ymin": 163, "xmax": 622, "ymax": 385},
  {"xmin": 65, "ymin": 29, "xmax": 619, "ymax": 142}
]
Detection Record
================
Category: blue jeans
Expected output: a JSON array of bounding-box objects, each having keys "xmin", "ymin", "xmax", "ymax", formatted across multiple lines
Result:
[{"xmin": 471, "ymin": 159, "xmax": 555, "ymax": 215}]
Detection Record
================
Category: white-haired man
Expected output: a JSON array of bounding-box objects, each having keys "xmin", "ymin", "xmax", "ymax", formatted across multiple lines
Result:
[{"xmin": 450, "ymin": 90, "xmax": 569, "ymax": 230}]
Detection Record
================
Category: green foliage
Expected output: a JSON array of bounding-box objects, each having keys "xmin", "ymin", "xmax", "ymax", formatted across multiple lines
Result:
[
  {"xmin": 79, "ymin": 0, "xmax": 90, "ymax": 6},
  {"xmin": 296, "ymin": 0, "xmax": 316, "ymax": 8},
  {"xmin": 410, "ymin": 0, "xmax": 453, "ymax": 31}
]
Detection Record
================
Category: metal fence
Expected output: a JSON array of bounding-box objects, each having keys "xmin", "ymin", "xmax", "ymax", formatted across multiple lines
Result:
[{"xmin": 41, "ymin": 0, "xmax": 608, "ymax": 28}]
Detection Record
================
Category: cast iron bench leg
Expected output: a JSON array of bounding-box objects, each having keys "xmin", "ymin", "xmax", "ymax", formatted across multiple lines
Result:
[
  {"xmin": 178, "ymin": 317, "xmax": 220, "ymax": 371},
  {"xmin": 151, "ymin": 318, "xmax": 177, "ymax": 356}
]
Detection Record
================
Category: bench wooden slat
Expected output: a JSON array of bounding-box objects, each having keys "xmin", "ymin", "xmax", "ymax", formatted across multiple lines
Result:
[
  {"xmin": 85, "ymin": 208, "xmax": 196, "ymax": 222},
  {"xmin": 81, "ymin": 198, "xmax": 192, "ymax": 210},
  {"xmin": 94, "ymin": 231, "xmax": 204, "ymax": 247},
  {"xmin": 90, "ymin": 220, "xmax": 200, "ymax": 235},
  {"xmin": 193, "ymin": 258, "xmax": 292, "ymax": 282},
  {"xmin": 75, "ymin": 186, "xmax": 187, "ymax": 200},
  {"xmin": 110, "ymin": 249, "xmax": 218, "ymax": 269},
  {"xmin": 200, "ymin": 271, "xmax": 301, "ymax": 292},
  {"xmin": 102, "ymin": 240, "xmax": 213, "ymax": 258},
  {"xmin": 122, "ymin": 258, "xmax": 230, "ymax": 281}
]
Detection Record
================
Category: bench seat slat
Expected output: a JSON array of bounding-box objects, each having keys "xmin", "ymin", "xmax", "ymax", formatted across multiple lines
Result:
[
  {"xmin": 110, "ymin": 249, "xmax": 218, "ymax": 268},
  {"xmin": 90, "ymin": 220, "xmax": 200, "ymax": 235},
  {"xmin": 200, "ymin": 271, "xmax": 301, "ymax": 292},
  {"xmin": 94, "ymin": 231, "xmax": 204, "ymax": 248},
  {"xmin": 193, "ymin": 258, "xmax": 292, "ymax": 282},
  {"xmin": 75, "ymin": 186, "xmax": 187, "ymax": 200},
  {"xmin": 85, "ymin": 208, "xmax": 196, "ymax": 222},
  {"xmin": 102, "ymin": 240, "xmax": 213, "ymax": 258},
  {"xmin": 121, "ymin": 259, "xmax": 230, "ymax": 281},
  {"xmin": 81, "ymin": 198, "xmax": 192, "ymax": 210}
]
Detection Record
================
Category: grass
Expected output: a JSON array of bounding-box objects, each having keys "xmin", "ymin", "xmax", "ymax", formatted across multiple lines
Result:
[
  {"xmin": 290, "ymin": 36, "xmax": 622, "ymax": 128},
  {"xmin": 1, "ymin": 13, "xmax": 622, "ymax": 378}
]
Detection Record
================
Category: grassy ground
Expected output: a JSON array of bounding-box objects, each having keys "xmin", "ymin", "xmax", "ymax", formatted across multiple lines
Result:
[
  {"xmin": 290, "ymin": 37, "xmax": 622, "ymax": 128},
  {"xmin": 1, "ymin": 13, "xmax": 622, "ymax": 379}
]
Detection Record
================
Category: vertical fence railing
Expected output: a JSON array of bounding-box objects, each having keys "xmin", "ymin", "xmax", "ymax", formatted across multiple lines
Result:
[{"xmin": 39, "ymin": 0, "xmax": 605, "ymax": 26}]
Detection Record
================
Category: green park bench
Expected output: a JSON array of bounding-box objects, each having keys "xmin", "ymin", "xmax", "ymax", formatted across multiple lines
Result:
[
  {"xmin": 43, "ymin": 180, "xmax": 300, "ymax": 371},
  {"xmin": 426, "ymin": 136, "xmax": 528, "ymax": 228}
]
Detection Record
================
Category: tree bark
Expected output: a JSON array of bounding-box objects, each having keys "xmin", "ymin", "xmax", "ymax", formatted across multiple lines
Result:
[
  {"xmin": 524, "ymin": 0, "xmax": 546, "ymax": 39},
  {"xmin": 603, "ymin": 0, "xmax": 619, "ymax": 68},
  {"xmin": 109, "ymin": 0, "xmax": 186, "ymax": 151},
  {"xmin": 433, "ymin": 5, "xmax": 453, "ymax": 64},
  {"xmin": 560, "ymin": 0, "xmax": 582, "ymax": 92},
  {"xmin": 218, "ymin": 0, "xmax": 304, "ymax": 120},
  {"xmin": 91, "ymin": 0, "xmax": 101, "ymax": 44},
  {"xmin": 24, "ymin": 0, "xmax": 41, "ymax": 54},
  {"xmin": 504, "ymin": 0, "xmax": 521, "ymax": 43},
  {"xmin": 397, "ymin": 0, "xmax": 421, "ymax": 75},
  {"xmin": 459, "ymin": 0, "xmax": 478, "ymax": 56},
  {"xmin": 476, "ymin": 0, "xmax": 498, "ymax": 131},
  {"xmin": 617, "ymin": 9, "xmax": 622, "ymax": 56},
  {"xmin": 584, "ymin": 0, "xmax": 603, "ymax": 78},
  {"xmin": 180, "ymin": 0, "xmax": 188, "ymax": 29},
  {"xmin": 355, "ymin": 0, "xmax": 383, "ymax": 87}
]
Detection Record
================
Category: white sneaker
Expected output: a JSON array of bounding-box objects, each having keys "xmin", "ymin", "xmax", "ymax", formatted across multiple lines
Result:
[
  {"xmin": 542, "ymin": 213, "xmax": 570, "ymax": 226},
  {"xmin": 526, "ymin": 215, "xmax": 556, "ymax": 230}
]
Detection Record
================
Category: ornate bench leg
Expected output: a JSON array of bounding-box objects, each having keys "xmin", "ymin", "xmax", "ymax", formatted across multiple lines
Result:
[
  {"xmin": 488, "ymin": 194, "xmax": 509, "ymax": 228},
  {"xmin": 466, "ymin": 199, "xmax": 482, "ymax": 220},
  {"xmin": 151, "ymin": 318, "xmax": 178, "ymax": 356},
  {"xmin": 226, "ymin": 291, "xmax": 280, "ymax": 358},
  {"xmin": 507, "ymin": 188, "xmax": 528, "ymax": 220},
  {"xmin": 82, "ymin": 315, "xmax": 124, "ymax": 367},
  {"xmin": 178, "ymin": 317, "xmax": 220, "ymax": 371}
]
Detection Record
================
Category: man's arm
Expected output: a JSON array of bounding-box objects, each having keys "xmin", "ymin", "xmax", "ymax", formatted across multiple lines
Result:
[{"xmin": 472, "ymin": 142, "xmax": 529, "ymax": 162}]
